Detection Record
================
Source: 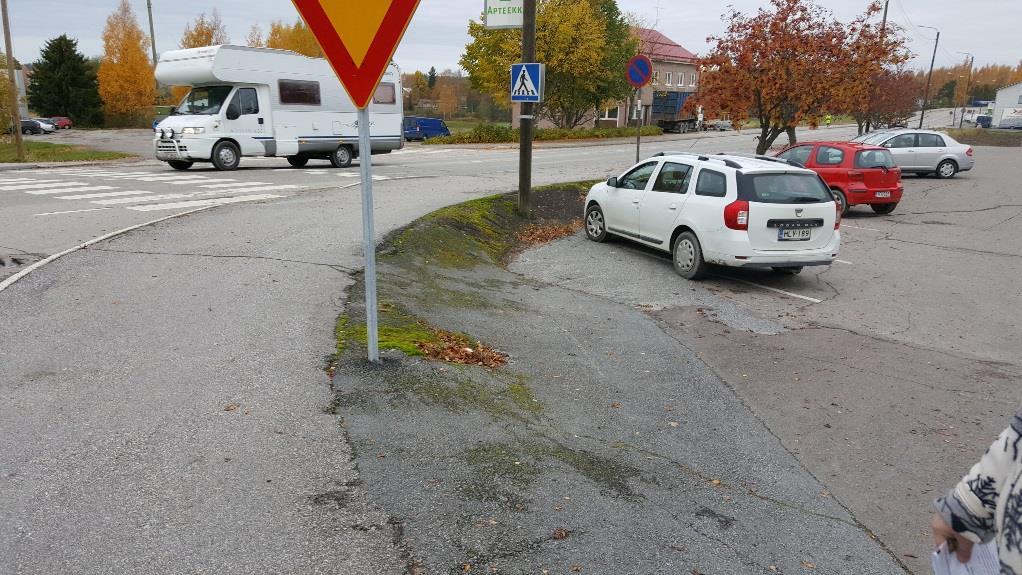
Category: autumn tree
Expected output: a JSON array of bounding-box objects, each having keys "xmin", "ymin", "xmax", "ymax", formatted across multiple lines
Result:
[
  {"xmin": 869, "ymin": 69, "xmax": 920, "ymax": 127},
  {"xmin": 0, "ymin": 55, "xmax": 16, "ymax": 141},
  {"xmin": 246, "ymin": 24, "xmax": 265, "ymax": 48},
  {"xmin": 697, "ymin": 0, "xmax": 879, "ymax": 154},
  {"xmin": 27, "ymin": 35, "xmax": 103, "ymax": 126},
  {"xmin": 266, "ymin": 20, "xmax": 322, "ymax": 57},
  {"xmin": 98, "ymin": 0, "xmax": 156, "ymax": 125},
  {"xmin": 461, "ymin": 0, "xmax": 636, "ymax": 128},
  {"xmin": 181, "ymin": 10, "xmax": 229, "ymax": 48},
  {"xmin": 403, "ymin": 70, "xmax": 429, "ymax": 111}
]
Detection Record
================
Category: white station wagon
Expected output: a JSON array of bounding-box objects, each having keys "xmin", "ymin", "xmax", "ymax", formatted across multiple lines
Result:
[{"xmin": 583, "ymin": 153, "xmax": 842, "ymax": 279}]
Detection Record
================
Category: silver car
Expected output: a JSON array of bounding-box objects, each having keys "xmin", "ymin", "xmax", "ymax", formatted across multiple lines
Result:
[{"xmin": 853, "ymin": 129, "xmax": 974, "ymax": 178}]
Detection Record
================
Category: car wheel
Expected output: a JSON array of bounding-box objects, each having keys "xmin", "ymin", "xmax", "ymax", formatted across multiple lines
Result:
[
  {"xmin": 584, "ymin": 204, "xmax": 608, "ymax": 242},
  {"xmin": 831, "ymin": 188, "xmax": 849, "ymax": 215},
  {"xmin": 771, "ymin": 266, "xmax": 803, "ymax": 275},
  {"xmin": 168, "ymin": 160, "xmax": 193, "ymax": 171},
  {"xmin": 672, "ymin": 231, "xmax": 708, "ymax": 280},
  {"xmin": 211, "ymin": 140, "xmax": 241, "ymax": 171},
  {"xmin": 330, "ymin": 145, "xmax": 353, "ymax": 168},
  {"xmin": 21, "ymin": 128, "xmax": 29, "ymax": 135},
  {"xmin": 936, "ymin": 159, "xmax": 958, "ymax": 179},
  {"xmin": 871, "ymin": 202, "xmax": 897, "ymax": 215},
  {"xmin": 286, "ymin": 155, "xmax": 309, "ymax": 168}
]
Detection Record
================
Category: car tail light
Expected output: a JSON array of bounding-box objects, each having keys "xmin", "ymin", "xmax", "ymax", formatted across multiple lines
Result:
[
  {"xmin": 834, "ymin": 201, "xmax": 842, "ymax": 230},
  {"xmin": 966, "ymin": 147, "xmax": 974, "ymax": 157},
  {"xmin": 724, "ymin": 200, "xmax": 749, "ymax": 231},
  {"xmin": 848, "ymin": 170, "xmax": 864, "ymax": 181}
]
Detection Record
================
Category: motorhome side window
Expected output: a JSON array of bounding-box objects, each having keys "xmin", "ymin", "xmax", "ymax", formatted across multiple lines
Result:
[
  {"xmin": 230, "ymin": 88, "xmax": 259, "ymax": 115},
  {"xmin": 279, "ymin": 80, "xmax": 321, "ymax": 105},
  {"xmin": 373, "ymin": 83, "xmax": 396, "ymax": 105}
]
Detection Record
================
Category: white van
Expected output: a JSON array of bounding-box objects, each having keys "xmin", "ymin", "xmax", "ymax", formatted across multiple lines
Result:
[{"xmin": 153, "ymin": 45, "xmax": 403, "ymax": 171}]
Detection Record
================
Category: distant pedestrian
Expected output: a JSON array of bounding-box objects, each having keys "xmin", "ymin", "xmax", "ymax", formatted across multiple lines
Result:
[
  {"xmin": 824, "ymin": 114, "xmax": 833, "ymax": 127},
  {"xmin": 932, "ymin": 408, "xmax": 1022, "ymax": 572}
]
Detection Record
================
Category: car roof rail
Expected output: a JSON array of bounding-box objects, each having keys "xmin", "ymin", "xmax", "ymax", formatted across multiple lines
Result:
[
  {"xmin": 654, "ymin": 151, "xmax": 743, "ymax": 169},
  {"xmin": 752, "ymin": 154, "xmax": 806, "ymax": 168}
]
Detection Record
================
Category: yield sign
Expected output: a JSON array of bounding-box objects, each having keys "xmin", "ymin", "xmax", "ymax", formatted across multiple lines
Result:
[{"xmin": 291, "ymin": 0, "xmax": 422, "ymax": 108}]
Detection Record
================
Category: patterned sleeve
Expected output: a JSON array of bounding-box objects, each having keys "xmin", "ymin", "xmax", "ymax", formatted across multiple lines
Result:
[{"xmin": 935, "ymin": 411, "xmax": 1022, "ymax": 543}]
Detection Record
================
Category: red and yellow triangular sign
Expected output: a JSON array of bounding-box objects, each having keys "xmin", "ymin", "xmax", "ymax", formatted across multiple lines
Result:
[{"xmin": 291, "ymin": 0, "xmax": 421, "ymax": 109}]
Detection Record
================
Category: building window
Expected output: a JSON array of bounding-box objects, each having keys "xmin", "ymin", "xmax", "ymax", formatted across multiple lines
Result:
[
  {"xmin": 279, "ymin": 80, "xmax": 321, "ymax": 105},
  {"xmin": 665, "ymin": 72, "xmax": 673, "ymax": 86},
  {"xmin": 689, "ymin": 73, "xmax": 696, "ymax": 86},
  {"xmin": 652, "ymin": 71, "xmax": 659, "ymax": 84},
  {"xmin": 601, "ymin": 107, "xmax": 619, "ymax": 120}
]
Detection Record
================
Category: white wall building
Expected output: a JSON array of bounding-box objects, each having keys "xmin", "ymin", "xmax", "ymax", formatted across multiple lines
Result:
[{"xmin": 993, "ymin": 82, "xmax": 1022, "ymax": 128}]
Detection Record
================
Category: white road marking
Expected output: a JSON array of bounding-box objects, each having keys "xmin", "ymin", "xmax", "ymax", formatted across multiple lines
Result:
[
  {"xmin": 208, "ymin": 184, "xmax": 302, "ymax": 194},
  {"xmin": 57, "ymin": 191, "xmax": 153, "ymax": 200},
  {"xmin": 835, "ymin": 259, "xmax": 853, "ymax": 265},
  {"xmin": 714, "ymin": 275, "xmax": 824, "ymax": 304},
  {"xmin": 0, "ymin": 178, "xmax": 38, "ymax": 183},
  {"xmin": 1, "ymin": 207, "xmax": 216, "ymax": 294},
  {"xmin": 0, "ymin": 180, "xmax": 75, "ymax": 191},
  {"xmin": 34, "ymin": 207, "xmax": 113, "ymax": 216},
  {"xmin": 25, "ymin": 186, "xmax": 118, "ymax": 195},
  {"xmin": 134, "ymin": 176, "xmax": 210, "ymax": 182},
  {"xmin": 842, "ymin": 224, "xmax": 882, "ymax": 232},
  {"xmin": 92, "ymin": 193, "xmax": 190, "ymax": 205},
  {"xmin": 199, "ymin": 181, "xmax": 270, "ymax": 189},
  {"xmin": 169, "ymin": 179, "xmax": 236, "ymax": 185},
  {"xmin": 127, "ymin": 193, "xmax": 284, "ymax": 212}
]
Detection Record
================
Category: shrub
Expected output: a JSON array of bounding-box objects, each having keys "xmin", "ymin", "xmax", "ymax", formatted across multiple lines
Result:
[{"xmin": 425, "ymin": 123, "xmax": 663, "ymax": 145}]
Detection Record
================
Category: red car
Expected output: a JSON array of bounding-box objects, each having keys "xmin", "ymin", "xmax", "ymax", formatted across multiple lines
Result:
[
  {"xmin": 776, "ymin": 141, "xmax": 903, "ymax": 215},
  {"xmin": 49, "ymin": 116, "xmax": 72, "ymax": 129}
]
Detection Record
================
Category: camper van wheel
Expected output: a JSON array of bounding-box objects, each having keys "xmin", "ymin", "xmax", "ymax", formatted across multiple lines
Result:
[
  {"xmin": 286, "ymin": 156, "xmax": 308, "ymax": 168},
  {"xmin": 330, "ymin": 146, "xmax": 353, "ymax": 168},
  {"xmin": 212, "ymin": 141, "xmax": 241, "ymax": 171},
  {"xmin": 168, "ymin": 160, "xmax": 193, "ymax": 171}
]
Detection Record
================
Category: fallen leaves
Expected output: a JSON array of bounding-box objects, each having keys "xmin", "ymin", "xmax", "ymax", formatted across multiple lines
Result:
[
  {"xmin": 223, "ymin": 402, "xmax": 240, "ymax": 412},
  {"xmin": 552, "ymin": 528, "xmax": 571, "ymax": 540},
  {"xmin": 417, "ymin": 330, "xmax": 508, "ymax": 368},
  {"xmin": 801, "ymin": 560, "xmax": 817, "ymax": 569},
  {"xmin": 517, "ymin": 219, "xmax": 583, "ymax": 246}
]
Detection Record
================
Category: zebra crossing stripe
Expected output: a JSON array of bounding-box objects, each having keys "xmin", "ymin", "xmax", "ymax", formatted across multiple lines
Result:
[
  {"xmin": 0, "ymin": 180, "xmax": 73, "ymax": 191},
  {"xmin": 204, "ymin": 184, "xmax": 302, "ymax": 195},
  {"xmin": 92, "ymin": 193, "xmax": 190, "ymax": 205},
  {"xmin": 199, "ymin": 182, "xmax": 269, "ymax": 189},
  {"xmin": 26, "ymin": 186, "xmax": 119, "ymax": 196},
  {"xmin": 170, "ymin": 179, "xmax": 237, "ymax": 185},
  {"xmin": 57, "ymin": 191, "xmax": 153, "ymax": 200},
  {"xmin": 127, "ymin": 193, "xmax": 284, "ymax": 212}
]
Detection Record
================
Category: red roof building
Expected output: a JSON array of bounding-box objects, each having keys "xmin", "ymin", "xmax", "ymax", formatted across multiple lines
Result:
[{"xmin": 635, "ymin": 28, "xmax": 698, "ymax": 65}]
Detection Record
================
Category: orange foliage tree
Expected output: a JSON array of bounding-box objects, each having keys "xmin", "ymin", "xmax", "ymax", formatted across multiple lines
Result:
[
  {"xmin": 171, "ymin": 10, "xmax": 231, "ymax": 102},
  {"xmin": 98, "ymin": 0, "xmax": 156, "ymax": 124},
  {"xmin": 266, "ymin": 20, "xmax": 323, "ymax": 58},
  {"xmin": 696, "ymin": 0, "xmax": 895, "ymax": 154}
]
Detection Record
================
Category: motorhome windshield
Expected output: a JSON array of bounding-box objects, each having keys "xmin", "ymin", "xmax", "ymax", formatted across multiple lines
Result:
[{"xmin": 175, "ymin": 86, "xmax": 233, "ymax": 115}]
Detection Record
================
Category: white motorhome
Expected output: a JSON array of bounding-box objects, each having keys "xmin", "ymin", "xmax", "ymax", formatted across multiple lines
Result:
[{"xmin": 153, "ymin": 45, "xmax": 403, "ymax": 171}]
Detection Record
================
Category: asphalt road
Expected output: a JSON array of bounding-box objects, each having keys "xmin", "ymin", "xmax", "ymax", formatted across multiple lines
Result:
[{"xmin": 1, "ymin": 120, "xmax": 1011, "ymax": 573}]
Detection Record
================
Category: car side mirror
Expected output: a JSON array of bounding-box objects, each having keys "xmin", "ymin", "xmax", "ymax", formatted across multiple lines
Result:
[
  {"xmin": 226, "ymin": 104, "xmax": 240, "ymax": 121},
  {"xmin": 607, "ymin": 176, "xmax": 618, "ymax": 188}
]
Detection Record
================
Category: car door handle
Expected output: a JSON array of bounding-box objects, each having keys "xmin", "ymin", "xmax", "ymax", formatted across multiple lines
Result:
[
  {"xmin": 632, "ymin": 200, "xmax": 640, "ymax": 205},
  {"xmin": 668, "ymin": 204, "xmax": 677, "ymax": 210}
]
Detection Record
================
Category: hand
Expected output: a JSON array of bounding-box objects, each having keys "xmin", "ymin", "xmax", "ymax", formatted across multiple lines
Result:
[{"xmin": 932, "ymin": 513, "xmax": 975, "ymax": 563}]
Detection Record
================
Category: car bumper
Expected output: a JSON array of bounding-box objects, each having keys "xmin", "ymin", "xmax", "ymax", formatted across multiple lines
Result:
[
  {"xmin": 154, "ymin": 138, "xmax": 213, "ymax": 161},
  {"xmin": 847, "ymin": 186, "xmax": 903, "ymax": 205},
  {"xmin": 706, "ymin": 231, "xmax": 841, "ymax": 268}
]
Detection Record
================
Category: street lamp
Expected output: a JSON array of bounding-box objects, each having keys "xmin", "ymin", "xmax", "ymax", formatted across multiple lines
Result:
[
  {"xmin": 146, "ymin": 0, "xmax": 157, "ymax": 65},
  {"xmin": 917, "ymin": 25, "xmax": 939, "ymax": 129},
  {"xmin": 957, "ymin": 51, "xmax": 974, "ymax": 129}
]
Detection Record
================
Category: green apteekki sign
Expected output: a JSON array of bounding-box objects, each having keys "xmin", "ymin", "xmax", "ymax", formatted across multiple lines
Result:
[{"xmin": 484, "ymin": 0, "xmax": 524, "ymax": 29}]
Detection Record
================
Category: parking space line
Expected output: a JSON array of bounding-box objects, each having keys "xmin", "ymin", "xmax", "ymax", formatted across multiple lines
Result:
[
  {"xmin": 713, "ymin": 275, "xmax": 823, "ymax": 304},
  {"xmin": 842, "ymin": 224, "xmax": 882, "ymax": 232},
  {"xmin": 835, "ymin": 259, "xmax": 853, "ymax": 264},
  {"xmin": 57, "ymin": 191, "xmax": 153, "ymax": 200}
]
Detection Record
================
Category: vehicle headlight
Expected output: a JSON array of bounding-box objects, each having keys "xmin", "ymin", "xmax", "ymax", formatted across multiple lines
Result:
[{"xmin": 181, "ymin": 127, "xmax": 205, "ymax": 135}]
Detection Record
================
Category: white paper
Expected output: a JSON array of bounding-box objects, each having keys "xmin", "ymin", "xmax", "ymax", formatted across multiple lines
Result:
[{"xmin": 932, "ymin": 540, "xmax": 1000, "ymax": 575}]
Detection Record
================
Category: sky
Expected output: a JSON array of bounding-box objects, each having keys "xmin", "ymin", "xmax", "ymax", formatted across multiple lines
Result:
[{"xmin": 7, "ymin": 0, "xmax": 1018, "ymax": 74}]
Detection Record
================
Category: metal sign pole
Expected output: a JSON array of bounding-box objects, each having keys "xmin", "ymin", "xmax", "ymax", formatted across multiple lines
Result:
[
  {"xmin": 518, "ymin": 0, "xmax": 536, "ymax": 217},
  {"xmin": 358, "ymin": 107, "xmax": 379, "ymax": 362},
  {"xmin": 635, "ymin": 88, "xmax": 641, "ymax": 163}
]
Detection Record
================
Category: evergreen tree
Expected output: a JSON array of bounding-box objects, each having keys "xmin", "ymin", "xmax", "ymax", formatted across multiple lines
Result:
[
  {"xmin": 27, "ymin": 35, "xmax": 103, "ymax": 126},
  {"xmin": 427, "ymin": 66, "xmax": 437, "ymax": 89}
]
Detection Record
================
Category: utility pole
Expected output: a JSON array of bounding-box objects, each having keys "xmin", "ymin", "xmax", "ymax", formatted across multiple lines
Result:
[
  {"xmin": 1, "ymin": 0, "xmax": 23, "ymax": 162},
  {"xmin": 864, "ymin": 0, "xmax": 889, "ymax": 134},
  {"xmin": 517, "ymin": 0, "xmax": 535, "ymax": 217},
  {"xmin": 917, "ymin": 25, "xmax": 939, "ymax": 130},
  {"xmin": 958, "ymin": 52, "xmax": 974, "ymax": 129},
  {"xmin": 146, "ymin": 0, "xmax": 160, "ymax": 97}
]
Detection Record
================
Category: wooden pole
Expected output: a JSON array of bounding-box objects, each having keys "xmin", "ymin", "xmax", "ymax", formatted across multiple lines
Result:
[{"xmin": 1, "ymin": 0, "xmax": 24, "ymax": 162}]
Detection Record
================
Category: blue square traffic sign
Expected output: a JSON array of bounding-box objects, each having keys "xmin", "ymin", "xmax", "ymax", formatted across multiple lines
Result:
[{"xmin": 510, "ymin": 63, "xmax": 544, "ymax": 103}]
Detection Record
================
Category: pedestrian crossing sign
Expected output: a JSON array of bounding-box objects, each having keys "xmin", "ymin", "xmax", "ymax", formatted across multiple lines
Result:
[{"xmin": 510, "ymin": 63, "xmax": 544, "ymax": 103}]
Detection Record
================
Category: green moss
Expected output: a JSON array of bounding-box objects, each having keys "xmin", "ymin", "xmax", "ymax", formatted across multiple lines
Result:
[
  {"xmin": 386, "ymin": 372, "xmax": 541, "ymax": 420},
  {"xmin": 523, "ymin": 441, "xmax": 638, "ymax": 497}
]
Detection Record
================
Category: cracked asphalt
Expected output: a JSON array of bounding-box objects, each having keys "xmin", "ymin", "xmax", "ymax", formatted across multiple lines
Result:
[{"xmin": 512, "ymin": 146, "xmax": 1022, "ymax": 573}]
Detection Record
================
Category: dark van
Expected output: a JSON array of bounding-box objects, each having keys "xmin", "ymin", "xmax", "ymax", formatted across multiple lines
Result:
[
  {"xmin": 403, "ymin": 116, "xmax": 450, "ymax": 141},
  {"xmin": 975, "ymin": 115, "xmax": 993, "ymax": 128}
]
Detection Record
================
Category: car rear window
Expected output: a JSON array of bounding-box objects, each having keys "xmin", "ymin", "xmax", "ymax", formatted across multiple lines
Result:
[
  {"xmin": 854, "ymin": 149, "xmax": 895, "ymax": 169},
  {"xmin": 738, "ymin": 173, "xmax": 832, "ymax": 204}
]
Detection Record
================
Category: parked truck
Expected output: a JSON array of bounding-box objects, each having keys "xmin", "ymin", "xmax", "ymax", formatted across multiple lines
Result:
[{"xmin": 650, "ymin": 91, "xmax": 699, "ymax": 134}]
